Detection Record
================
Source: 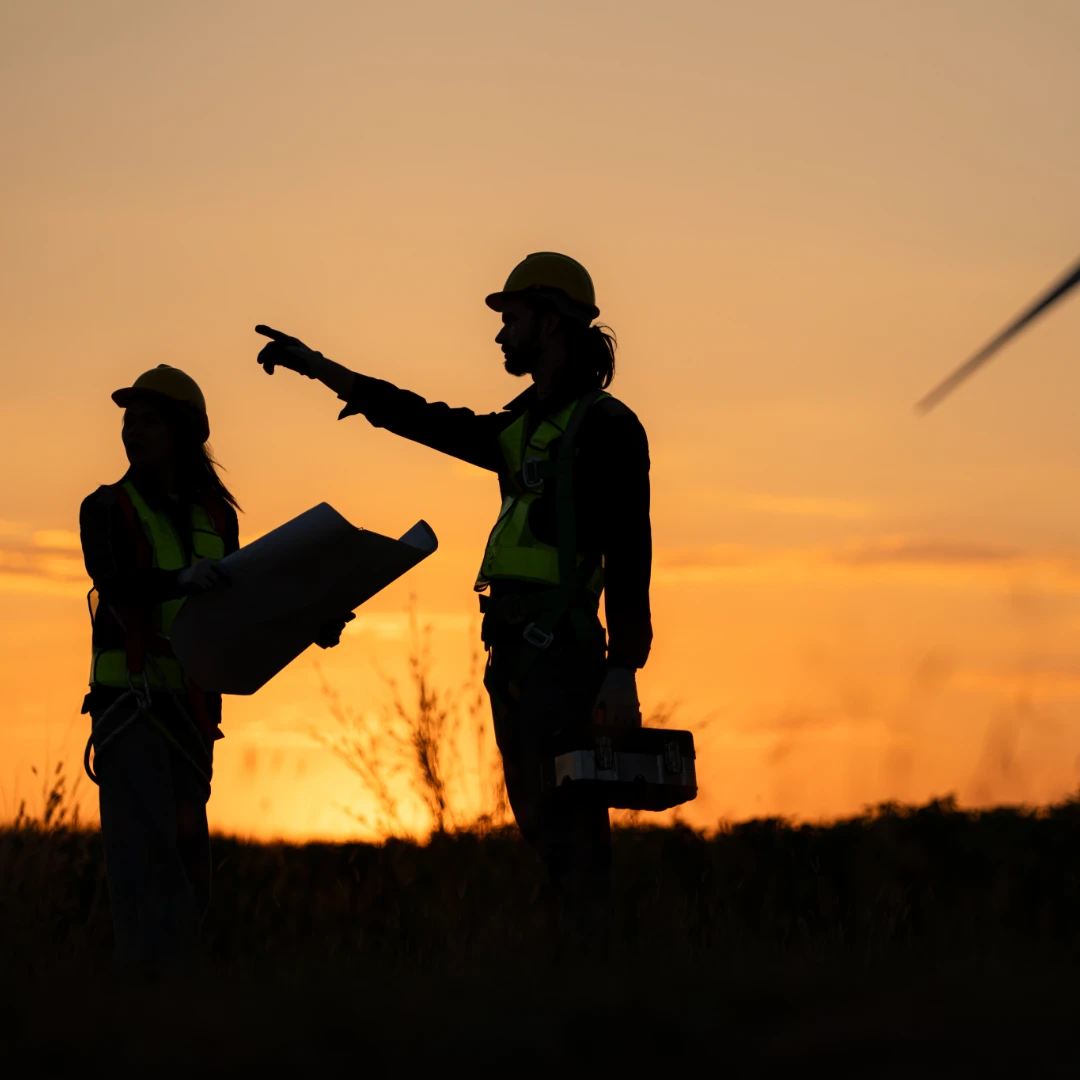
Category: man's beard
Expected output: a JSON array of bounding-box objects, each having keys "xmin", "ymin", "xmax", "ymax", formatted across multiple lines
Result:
[{"xmin": 502, "ymin": 342, "xmax": 540, "ymax": 377}]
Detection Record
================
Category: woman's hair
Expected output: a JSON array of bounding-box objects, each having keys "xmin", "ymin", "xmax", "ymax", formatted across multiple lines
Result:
[
  {"xmin": 526, "ymin": 293, "xmax": 617, "ymax": 390},
  {"xmin": 157, "ymin": 397, "xmax": 242, "ymax": 512},
  {"xmin": 185, "ymin": 440, "xmax": 242, "ymax": 513}
]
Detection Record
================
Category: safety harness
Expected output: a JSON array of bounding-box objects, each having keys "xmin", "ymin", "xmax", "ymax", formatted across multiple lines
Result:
[
  {"xmin": 478, "ymin": 389, "xmax": 608, "ymax": 705},
  {"xmin": 83, "ymin": 481, "xmax": 227, "ymax": 792}
]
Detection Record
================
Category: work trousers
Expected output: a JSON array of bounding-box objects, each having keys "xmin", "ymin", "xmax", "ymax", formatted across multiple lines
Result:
[
  {"xmin": 485, "ymin": 628, "xmax": 612, "ymax": 954},
  {"xmin": 91, "ymin": 696, "xmax": 214, "ymax": 978}
]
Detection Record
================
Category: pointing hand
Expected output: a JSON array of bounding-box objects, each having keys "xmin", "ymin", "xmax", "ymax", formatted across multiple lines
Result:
[{"xmin": 255, "ymin": 325, "xmax": 323, "ymax": 378}]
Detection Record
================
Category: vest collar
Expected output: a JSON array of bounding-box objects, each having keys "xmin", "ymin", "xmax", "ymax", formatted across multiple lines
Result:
[
  {"xmin": 121, "ymin": 470, "xmax": 203, "ymax": 519},
  {"xmin": 123, "ymin": 469, "xmax": 177, "ymax": 509},
  {"xmin": 502, "ymin": 374, "xmax": 600, "ymax": 418},
  {"xmin": 502, "ymin": 386, "xmax": 533, "ymax": 414}
]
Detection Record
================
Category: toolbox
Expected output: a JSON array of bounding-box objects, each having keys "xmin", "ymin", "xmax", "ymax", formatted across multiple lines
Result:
[{"xmin": 548, "ymin": 725, "xmax": 697, "ymax": 811}]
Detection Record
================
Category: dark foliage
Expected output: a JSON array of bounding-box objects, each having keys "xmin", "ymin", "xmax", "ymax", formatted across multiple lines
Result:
[{"xmin": 3, "ymin": 799, "xmax": 1080, "ymax": 1074}]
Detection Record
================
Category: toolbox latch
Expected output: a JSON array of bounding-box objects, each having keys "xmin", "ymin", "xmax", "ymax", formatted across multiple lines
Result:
[
  {"xmin": 663, "ymin": 740, "xmax": 683, "ymax": 775},
  {"xmin": 595, "ymin": 736, "xmax": 615, "ymax": 772}
]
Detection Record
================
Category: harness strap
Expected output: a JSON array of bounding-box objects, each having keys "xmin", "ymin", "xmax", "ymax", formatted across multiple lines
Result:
[
  {"xmin": 84, "ymin": 689, "xmax": 213, "ymax": 797},
  {"xmin": 518, "ymin": 458, "xmax": 557, "ymax": 489},
  {"xmin": 498, "ymin": 391, "xmax": 606, "ymax": 700},
  {"xmin": 108, "ymin": 482, "xmax": 152, "ymax": 676},
  {"xmin": 152, "ymin": 631, "xmax": 221, "ymax": 741},
  {"xmin": 103, "ymin": 482, "xmax": 223, "ymax": 741},
  {"xmin": 109, "ymin": 482, "xmax": 152, "ymax": 568},
  {"xmin": 555, "ymin": 390, "xmax": 603, "ymax": 595},
  {"xmin": 478, "ymin": 588, "xmax": 589, "ymax": 623}
]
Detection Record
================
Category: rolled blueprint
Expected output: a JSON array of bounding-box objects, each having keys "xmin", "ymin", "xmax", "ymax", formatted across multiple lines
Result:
[{"xmin": 170, "ymin": 503, "xmax": 437, "ymax": 694}]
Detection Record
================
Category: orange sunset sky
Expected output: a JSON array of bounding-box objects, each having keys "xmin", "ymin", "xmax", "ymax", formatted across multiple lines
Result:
[{"xmin": 4, "ymin": 0, "xmax": 1080, "ymax": 839}]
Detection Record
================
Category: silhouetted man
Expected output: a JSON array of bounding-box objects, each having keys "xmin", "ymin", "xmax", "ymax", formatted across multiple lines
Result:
[{"xmin": 256, "ymin": 252, "xmax": 652, "ymax": 947}]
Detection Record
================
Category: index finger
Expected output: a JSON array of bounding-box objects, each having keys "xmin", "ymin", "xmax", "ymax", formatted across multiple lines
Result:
[{"xmin": 255, "ymin": 324, "xmax": 290, "ymax": 341}]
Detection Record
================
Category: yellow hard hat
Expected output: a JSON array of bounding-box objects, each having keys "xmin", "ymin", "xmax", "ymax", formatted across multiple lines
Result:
[
  {"xmin": 112, "ymin": 365, "xmax": 210, "ymax": 442},
  {"xmin": 485, "ymin": 252, "xmax": 599, "ymax": 322}
]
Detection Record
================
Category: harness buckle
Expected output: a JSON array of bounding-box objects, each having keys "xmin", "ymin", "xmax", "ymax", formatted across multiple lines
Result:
[
  {"xmin": 126, "ymin": 670, "xmax": 152, "ymax": 712},
  {"xmin": 521, "ymin": 457, "xmax": 544, "ymax": 489},
  {"xmin": 522, "ymin": 622, "xmax": 554, "ymax": 649}
]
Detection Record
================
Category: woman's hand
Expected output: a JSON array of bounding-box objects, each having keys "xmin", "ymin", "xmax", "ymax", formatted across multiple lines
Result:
[
  {"xmin": 255, "ymin": 325, "xmax": 325, "ymax": 379},
  {"xmin": 315, "ymin": 612, "xmax": 356, "ymax": 649},
  {"xmin": 178, "ymin": 559, "xmax": 231, "ymax": 594}
]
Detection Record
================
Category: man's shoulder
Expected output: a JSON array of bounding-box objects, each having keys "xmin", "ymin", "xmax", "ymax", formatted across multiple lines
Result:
[
  {"xmin": 588, "ymin": 392, "xmax": 647, "ymax": 439},
  {"xmin": 594, "ymin": 393, "xmax": 641, "ymax": 422},
  {"xmin": 574, "ymin": 392, "xmax": 649, "ymax": 464}
]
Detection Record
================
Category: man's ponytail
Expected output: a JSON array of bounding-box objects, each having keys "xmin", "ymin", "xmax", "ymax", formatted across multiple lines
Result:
[
  {"xmin": 524, "ymin": 291, "xmax": 618, "ymax": 391},
  {"xmin": 562, "ymin": 318, "xmax": 617, "ymax": 390}
]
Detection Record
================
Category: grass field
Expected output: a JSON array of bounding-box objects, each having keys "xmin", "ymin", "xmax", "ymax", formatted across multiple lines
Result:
[{"xmin": 3, "ymin": 793, "xmax": 1080, "ymax": 1076}]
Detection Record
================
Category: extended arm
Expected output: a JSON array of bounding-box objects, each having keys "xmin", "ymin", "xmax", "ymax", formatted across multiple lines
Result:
[
  {"xmin": 304, "ymin": 352, "xmax": 356, "ymax": 399},
  {"xmin": 255, "ymin": 325, "xmax": 506, "ymax": 470}
]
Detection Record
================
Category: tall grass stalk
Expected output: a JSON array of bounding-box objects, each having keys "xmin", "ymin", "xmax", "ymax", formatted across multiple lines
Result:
[{"xmin": 317, "ymin": 600, "xmax": 509, "ymax": 838}]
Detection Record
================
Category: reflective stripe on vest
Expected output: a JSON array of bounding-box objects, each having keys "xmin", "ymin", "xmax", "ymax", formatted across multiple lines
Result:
[
  {"xmin": 475, "ymin": 393, "xmax": 609, "ymax": 592},
  {"xmin": 90, "ymin": 480, "xmax": 225, "ymax": 691}
]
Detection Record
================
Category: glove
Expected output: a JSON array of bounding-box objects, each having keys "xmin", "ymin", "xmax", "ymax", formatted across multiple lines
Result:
[
  {"xmin": 593, "ymin": 666, "xmax": 642, "ymax": 728},
  {"xmin": 255, "ymin": 324, "xmax": 323, "ymax": 378},
  {"xmin": 178, "ymin": 559, "xmax": 231, "ymax": 594},
  {"xmin": 315, "ymin": 612, "xmax": 356, "ymax": 649}
]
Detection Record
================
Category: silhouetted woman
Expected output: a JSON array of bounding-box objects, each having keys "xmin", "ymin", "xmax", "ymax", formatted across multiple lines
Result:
[
  {"xmin": 79, "ymin": 365, "xmax": 349, "ymax": 977},
  {"xmin": 78, "ymin": 365, "xmax": 240, "ymax": 977}
]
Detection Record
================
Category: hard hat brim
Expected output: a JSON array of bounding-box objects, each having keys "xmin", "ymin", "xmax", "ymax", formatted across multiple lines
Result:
[
  {"xmin": 485, "ymin": 288, "xmax": 599, "ymax": 322},
  {"xmin": 112, "ymin": 386, "xmax": 152, "ymax": 409},
  {"xmin": 111, "ymin": 387, "xmax": 210, "ymax": 442}
]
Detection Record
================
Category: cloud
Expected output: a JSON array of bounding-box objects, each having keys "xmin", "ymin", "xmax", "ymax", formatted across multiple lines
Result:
[
  {"xmin": 653, "ymin": 534, "xmax": 1080, "ymax": 593},
  {"xmin": 723, "ymin": 493, "xmax": 872, "ymax": 520},
  {"xmin": 31, "ymin": 529, "xmax": 81, "ymax": 551},
  {"xmin": 830, "ymin": 536, "xmax": 1020, "ymax": 566},
  {"xmin": 656, "ymin": 544, "xmax": 756, "ymax": 570},
  {"xmin": 0, "ymin": 525, "xmax": 87, "ymax": 597},
  {"xmin": 949, "ymin": 665, "xmax": 1080, "ymax": 702}
]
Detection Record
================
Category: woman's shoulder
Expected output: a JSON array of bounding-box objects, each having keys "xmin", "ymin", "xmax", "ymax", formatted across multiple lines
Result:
[
  {"xmin": 78, "ymin": 482, "xmax": 131, "ymax": 546},
  {"xmin": 79, "ymin": 481, "xmax": 125, "ymax": 516}
]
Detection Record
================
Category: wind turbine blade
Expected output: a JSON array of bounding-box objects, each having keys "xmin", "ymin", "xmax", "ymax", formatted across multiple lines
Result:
[{"xmin": 916, "ymin": 256, "xmax": 1080, "ymax": 414}]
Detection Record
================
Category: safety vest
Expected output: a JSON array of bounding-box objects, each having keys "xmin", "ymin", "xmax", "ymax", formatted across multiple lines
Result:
[
  {"xmin": 89, "ymin": 480, "xmax": 226, "ymax": 692},
  {"xmin": 475, "ymin": 392, "xmax": 609, "ymax": 595}
]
